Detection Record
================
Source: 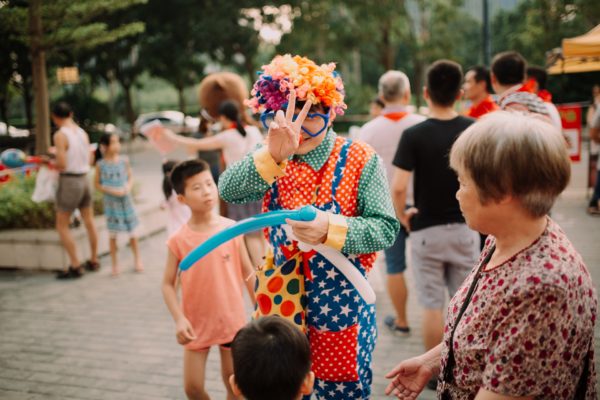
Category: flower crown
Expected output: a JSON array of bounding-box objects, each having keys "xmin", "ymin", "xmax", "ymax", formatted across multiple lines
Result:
[{"xmin": 246, "ymin": 54, "xmax": 347, "ymax": 115}]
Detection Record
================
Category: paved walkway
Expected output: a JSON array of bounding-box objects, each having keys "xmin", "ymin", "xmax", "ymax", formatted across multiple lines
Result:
[{"xmin": 0, "ymin": 143, "xmax": 598, "ymax": 399}]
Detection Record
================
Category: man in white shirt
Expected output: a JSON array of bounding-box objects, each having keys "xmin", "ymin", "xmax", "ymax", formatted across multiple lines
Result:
[{"xmin": 358, "ymin": 71, "xmax": 425, "ymax": 336}]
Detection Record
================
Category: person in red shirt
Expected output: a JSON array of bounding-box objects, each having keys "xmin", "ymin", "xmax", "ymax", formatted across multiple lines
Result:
[{"xmin": 463, "ymin": 66, "xmax": 499, "ymax": 119}]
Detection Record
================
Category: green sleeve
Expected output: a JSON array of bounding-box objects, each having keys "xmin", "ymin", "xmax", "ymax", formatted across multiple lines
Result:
[
  {"xmin": 342, "ymin": 154, "xmax": 400, "ymax": 254},
  {"xmin": 218, "ymin": 147, "xmax": 271, "ymax": 204}
]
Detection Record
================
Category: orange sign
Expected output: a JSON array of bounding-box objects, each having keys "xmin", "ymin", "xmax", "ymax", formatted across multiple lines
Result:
[{"xmin": 557, "ymin": 104, "xmax": 582, "ymax": 162}]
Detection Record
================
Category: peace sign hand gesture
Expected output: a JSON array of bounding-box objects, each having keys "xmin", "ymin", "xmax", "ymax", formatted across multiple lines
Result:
[{"xmin": 267, "ymin": 90, "xmax": 312, "ymax": 164}]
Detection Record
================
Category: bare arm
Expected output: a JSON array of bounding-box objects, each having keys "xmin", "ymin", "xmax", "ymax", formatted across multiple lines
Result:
[
  {"xmin": 165, "ymin": 128, "xmax": 225, "ymax": 152},
  {"xmin": 124, "ymin": 157, "xmax": 134, "ymax": 193},
  {"xmin": 239, "ymin": 238, "xmax": 256, "ymax": 306},
  {"xmin": 53, "ymin": 131, "xmax": 68, "ymax": 171},
  {"xmin": 161, "ymin": 249, "xmax": 196, "ymax": 345},
  {"xmin": 590, "ymin": 125, "xmax": 600, "ymax": 143},
  {"xmin": 391, "ymin": 167, "xmax": 418, "ymax": 231},
  {"xmin": 94, "ymin": 164, "xmax": 125, "ymax": 197},
  {"xmin": 474, "ymin": 389, "xmax": 532, "ymax": 400}
]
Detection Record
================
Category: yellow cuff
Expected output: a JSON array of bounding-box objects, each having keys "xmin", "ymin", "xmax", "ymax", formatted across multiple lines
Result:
[
  {"xmin": 253, "ymin": 147, "xmax": 287, "ymax": 185},
  {"xmin": 324, "ymin": 213, "xmax": 348, "ymax": 251}
]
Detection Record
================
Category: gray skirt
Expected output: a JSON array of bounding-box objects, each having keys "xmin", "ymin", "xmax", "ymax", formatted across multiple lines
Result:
[{"xmin": 227, "ymin": 201, "xmax": 262, "ymax": 221}]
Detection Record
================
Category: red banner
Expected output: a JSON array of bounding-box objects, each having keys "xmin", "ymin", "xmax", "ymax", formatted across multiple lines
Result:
[{"xmin": 557, "ymin": 104, "xmax": 582, "ymax": 162}]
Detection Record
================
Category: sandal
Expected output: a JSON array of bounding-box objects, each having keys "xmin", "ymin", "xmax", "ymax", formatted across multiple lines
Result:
[
  {"xmin": 56, "ymin": 266, "xmax": 83, "ymax": 280},
  {"xmin": 83, "ymin": 260, "xmax": 101, "ymax": 272}
]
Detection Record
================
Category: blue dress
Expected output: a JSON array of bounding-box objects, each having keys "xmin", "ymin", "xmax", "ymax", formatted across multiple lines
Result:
[{"xmin": 98, "ymin": 157, "xmax": 139, "ymax": 234}]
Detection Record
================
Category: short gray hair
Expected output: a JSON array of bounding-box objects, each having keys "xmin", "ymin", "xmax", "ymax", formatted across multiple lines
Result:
[
  {"xmin": 378, "ymin": 70, "xmax": 410, "ymax": 102},
  {"xmin": 450, "ymin": 111, "xmax": 570, "ymax": 217}
]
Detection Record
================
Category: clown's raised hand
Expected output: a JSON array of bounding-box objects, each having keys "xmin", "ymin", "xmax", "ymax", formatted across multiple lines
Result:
[{"xmin": 267, "ymin": 90, "xmax": 312, "ymax": 164}]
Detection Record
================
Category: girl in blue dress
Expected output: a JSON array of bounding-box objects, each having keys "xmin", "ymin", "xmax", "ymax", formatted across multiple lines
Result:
[{"xmin": 95, "ymin": 133, "xmax": 143, "ymax": 276}]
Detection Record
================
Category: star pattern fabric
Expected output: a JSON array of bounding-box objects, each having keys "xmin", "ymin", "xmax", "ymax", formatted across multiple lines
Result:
[
  {"xmin": 218, "ymin": 130, "xmax": 398, "ymax": 400},
  {"xmin": 266, "ymin": 138, "xmax": 376, "ymax": 399}
]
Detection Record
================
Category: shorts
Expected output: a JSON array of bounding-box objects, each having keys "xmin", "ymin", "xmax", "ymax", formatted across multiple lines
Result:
[
  {"xmin": 195, "ymin": 341, "xmax": 232, "ymax": 352},
  {"xmin": 410, "ymin": 223, "xmax": 480, "ymax": 310},
  {"xmin": 383, "ymin": 225, "xmax": 408, "ymax": 274},
  {"xmin": 56, "ymin": 174, "xmax": 91, "ymax": 213}
]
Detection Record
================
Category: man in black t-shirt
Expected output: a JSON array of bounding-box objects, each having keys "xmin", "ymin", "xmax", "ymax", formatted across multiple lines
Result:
[{"xmin": 390, "ymin": 60, "xmax": 480, "ymax": 383}]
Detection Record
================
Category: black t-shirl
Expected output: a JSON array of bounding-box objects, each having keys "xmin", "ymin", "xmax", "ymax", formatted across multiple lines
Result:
[{"xmin": 392, "ymin": 116, "xmax": 474, "ymax": 231}]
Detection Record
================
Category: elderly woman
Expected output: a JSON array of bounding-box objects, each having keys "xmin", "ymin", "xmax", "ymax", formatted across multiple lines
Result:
[{"xmin": 385, "ymin": 111, "xmax": 597, "ymax": 400}]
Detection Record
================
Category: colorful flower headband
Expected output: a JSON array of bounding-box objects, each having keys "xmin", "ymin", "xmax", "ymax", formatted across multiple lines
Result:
[{"xmin": 246, "ymin": 54, "xmax": 347, "ymax": 116}]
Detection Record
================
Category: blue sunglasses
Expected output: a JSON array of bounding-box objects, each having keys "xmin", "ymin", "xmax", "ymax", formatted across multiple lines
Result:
[{"xmin": 260, "ymin": 110, "xmax": 330, "ymax": 137}]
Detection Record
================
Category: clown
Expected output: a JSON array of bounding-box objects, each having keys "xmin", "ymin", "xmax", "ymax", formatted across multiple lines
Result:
[{"xmin": 219, "ymin": 55, "xmax": 400, "ymax": 399}]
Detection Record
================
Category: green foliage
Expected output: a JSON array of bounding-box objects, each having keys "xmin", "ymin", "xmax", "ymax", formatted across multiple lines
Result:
[
  {"xmin": 491, "ymin": 0, "xmax": 600, "ymax": 102},
  {"xmin": 0, "ymin": 173, "xmax": 103, "ymax": 230}
]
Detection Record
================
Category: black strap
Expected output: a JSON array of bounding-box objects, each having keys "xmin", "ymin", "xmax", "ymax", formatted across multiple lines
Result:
[
  {"xmin": 574, "ymin": 339, "xmax": 591, "ymax": 399},
  {"xmin": 443, "ymin": 245, "xmax": 495, "ymax": 385}
]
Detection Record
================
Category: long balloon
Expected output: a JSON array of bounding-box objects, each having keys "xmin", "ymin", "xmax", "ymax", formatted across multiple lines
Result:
[{"xmin": 179, "ymin": 205, "xmax": 317, "ymax": 271}]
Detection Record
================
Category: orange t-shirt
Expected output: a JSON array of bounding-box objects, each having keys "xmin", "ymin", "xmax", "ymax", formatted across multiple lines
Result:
[
  {"xmin": 467, "ymin": 95, "xmax": 499, "ymax": 119},
  {"xmin": 167, "ymin": 217, "xmax": 247, "ymax": 350}
]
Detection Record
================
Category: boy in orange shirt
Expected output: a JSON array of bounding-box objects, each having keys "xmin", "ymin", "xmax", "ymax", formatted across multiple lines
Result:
[{"xmin": 161, "ymin": 159, "xmax": 256, "ymax": 400}]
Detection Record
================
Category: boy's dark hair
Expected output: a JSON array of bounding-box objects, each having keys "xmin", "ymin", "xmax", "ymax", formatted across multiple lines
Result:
[
  {"xmin": 526, "ymin": 66, "xmax": 547, "ymax": 90},
  {"xmin": 51, "ymin": 102, "xmax": 72, "ymax": 118},
  {"xmin": 231, "ymin": 316, "xmax": 311, "ymax": 400},
  {"xmin": 162, "ymin": 160, "xmax": 179, "ymax": 200},
  {"xmin": 426, "ymin": 60, "xmax": 463, "ymax": 107},
  {"xmin": 169, "ymin": 159, "xmax": 210, "ymax": 195},
  {"xmin": 491, "ymin": 51, "xmax": 527, "ymax": 86},
  {"xmin": 467, "ymin": 65, "xmax": 493, "ymax": 93}
]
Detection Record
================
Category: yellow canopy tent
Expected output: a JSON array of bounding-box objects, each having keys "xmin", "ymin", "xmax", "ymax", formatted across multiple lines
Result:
[{"xmin": 547, "ymin": 24, "xmax": 600, "ymax": 75}]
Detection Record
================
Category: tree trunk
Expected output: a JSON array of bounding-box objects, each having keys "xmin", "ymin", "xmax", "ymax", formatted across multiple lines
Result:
[
  {"xmin": 177, "ymin": 85, "xmax": 186, "ymax": 115},
  {"xmin": 29, "ymin": 0, "xmax": 50, "ymax": 154},
  {"xmin": 412, "ymin": 58, "xmax": 424, "ymax": 109},
  {"xmin": 380, "ymin": 20, "xmax": 394, "ymax": 71},
  {"xmin": 123, "ymin": 83, "xmax": 136, "ymax": 129},
  {"xmin": 0, "ymin": 86, "xmax": 9, "ymax": 127},
  {"xmin": 23, "ymin": 78, "xmax": 34, "ymax": 130}
]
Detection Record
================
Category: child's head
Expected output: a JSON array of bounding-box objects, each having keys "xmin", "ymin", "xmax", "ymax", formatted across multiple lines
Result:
[
  {"xmin": 162, "ymin": 160, "xmax": 178, "ymax": 200},
  {"xmin": 248, "ymin": 54, "xmax": 346, "ymax": 154},
  {"xmin": 491, "ymin": 51, "xmax": 526, "ymax": 90},
  {"xmin": 425, "ymin": 59, "xmax": 463, "ymax": 108},
  {"xmin": 230, "ymin": 316, "xmax": 314, "ymax": 400},
  {"xmin": 169, "ymin": 159, "xmax": 216, "ymax": 212},
  {"xmin": 51, "ymin": 102, "xmax": 73, "ymax": 127},
  {"xmin": 98, "ymin": 133, "xmax": 120, "ymax": 155},
  {"xmin": 218, "ymin": 100, "xmax": 247, "ymax": 137},
  {"xmin": 369, "ymin": 97, "xmax": 385, "ymax": 118}
]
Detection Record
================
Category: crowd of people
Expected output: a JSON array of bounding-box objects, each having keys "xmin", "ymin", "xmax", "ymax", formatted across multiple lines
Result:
[{"xmin": 47, "ymin": 50, "xmax": 598, "ymax": 400}]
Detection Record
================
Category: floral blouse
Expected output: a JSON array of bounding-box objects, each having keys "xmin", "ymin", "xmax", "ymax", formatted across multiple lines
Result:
[{"xmin": 439, "ymin": 218, "xmax": 597, "ymax": 399}]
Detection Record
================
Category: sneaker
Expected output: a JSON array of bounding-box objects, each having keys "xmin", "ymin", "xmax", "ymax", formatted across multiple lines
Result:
[
  {"xmin": 56, "ymin": 266, "xmax": 83, "ymax": 280},
  {"xmin": 384, "ymin": 315, "xmax": 410, "ymax": 337},
  {"xmin": 83, "ymin": 260, "xmax": 100, "ymax": 272}
]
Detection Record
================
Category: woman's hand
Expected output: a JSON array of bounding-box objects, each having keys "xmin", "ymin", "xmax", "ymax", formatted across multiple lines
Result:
[
  {"xmin": 267, "ymin": 90, "xmax": 312, "ymax": 163},
  {"xmin": 175, "ymin": 317, "xmax": 197, "ymax": 345},
  {"xmin": 385, "ymin": 355, "xmax": 435, "ymax": 399},
  {"xmin": 398, "ymin": 207, "xmax": 418, "ymax": 232},
  {"xmin": 285, "ymin": 209, "xmax": 329, "ymax": 245}
]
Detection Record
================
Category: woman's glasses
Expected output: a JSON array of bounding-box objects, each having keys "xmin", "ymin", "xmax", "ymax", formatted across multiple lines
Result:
[{"xmin": 260, "ymin": 110, "xmax": 330, "ymax": 137}]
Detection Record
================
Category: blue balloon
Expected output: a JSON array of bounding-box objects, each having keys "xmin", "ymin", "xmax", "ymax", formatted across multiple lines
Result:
[
  {"xmin": 179, "ymin": 205, "xmax": 317, "ymax": 271},
  {"xmin": 1, "ymin": 148, "xmax": 26, "ymax": 168}
]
